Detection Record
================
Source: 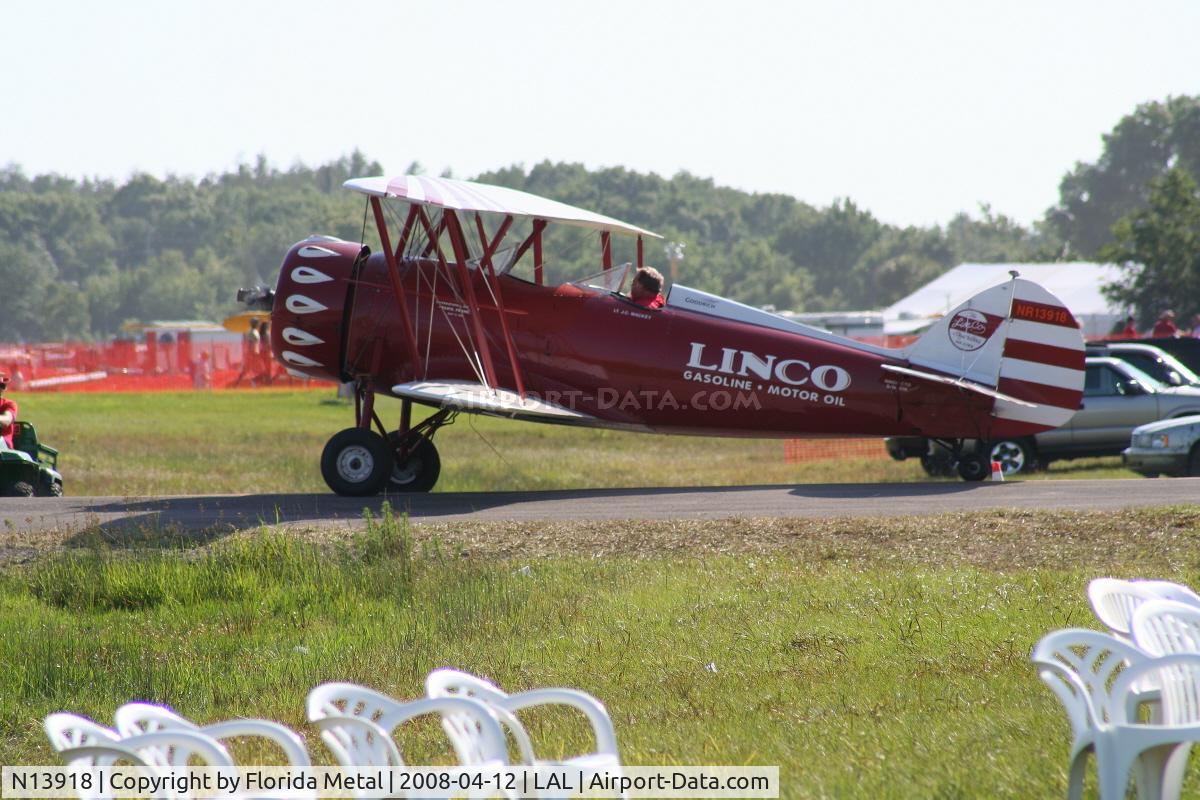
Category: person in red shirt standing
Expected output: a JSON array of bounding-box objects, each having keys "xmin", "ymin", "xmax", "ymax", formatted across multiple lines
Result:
[
  {"xmin": 1118, "ymin": 315, "xmax": 1139, "ymax": 338},
  {"xmin": 630, "ymin": 266, "xmax": 666, "ymax": 310},
  {"xmin": 0, "ymin": 372, "xmax": 17, "ymax": 450},
  {"xmin": 1152, "ymin": 310, "xmax": 1180, "ymax": 338}
]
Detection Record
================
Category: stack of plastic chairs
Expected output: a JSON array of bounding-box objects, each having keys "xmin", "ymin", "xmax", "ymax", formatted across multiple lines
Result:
[
  {"xmin": 306, "ymin": 672, "xmax": 623, "ymax": 798},
  {"xmin": 306, "ymin": 681, "xmax": 516, "ymax": 799},
  {"xmin": 43, "ymin": 673, "xmax": 621, "ymax": 800},
  {"xmin": 44, "ymin": 713, "xmax": 240, "ymax": 800},
  {"xmin": 426, "ymin": 668, "xmax": 623, "ymax": 796},
  {"xmin": 1033, "ymin": 577, "xmax": 1200, "ymax": 800},
  {"xmin": 114, "ymin": 702, "xmax": 311, "ymax": 768}
]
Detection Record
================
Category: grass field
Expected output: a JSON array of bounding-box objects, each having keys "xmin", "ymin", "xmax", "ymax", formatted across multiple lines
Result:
[
  {"xmin": 15, "ymin": 389, "xmax": 1139, "ymax": 496},
  {"xmin": 4, "ymin": 507, "xmax": 1200, "ymax": 797},
  {"xmin": 1, "ymin": 390, "xmax": 1178, "ymax": 798}
]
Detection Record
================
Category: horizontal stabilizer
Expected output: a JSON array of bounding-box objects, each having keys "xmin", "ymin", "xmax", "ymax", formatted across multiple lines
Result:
[
  {"xmin": 881, "ymin": 364, "xmax": 1034, "ymax": 407},
  {"xmin": 392, "ymin": 380, "xmax": 595, "ymax": 422}
]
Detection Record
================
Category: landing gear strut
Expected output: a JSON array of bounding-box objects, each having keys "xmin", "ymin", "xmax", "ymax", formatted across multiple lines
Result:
[
  {"xmin": 930, "ymin": 438, "xmax": 990, "ymax": 482},
  {"xmin": 386, "ymin": 406, "xmax": 453, "ymax": 492},
  {"xmin": 320, "ymin": 388, "xmax": 454, "ymax": 496}
]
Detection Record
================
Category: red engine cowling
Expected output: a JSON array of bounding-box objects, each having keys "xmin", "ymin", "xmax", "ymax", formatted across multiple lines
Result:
[{"xmin": 269, "ymin": 237, "xmax": 367, "ymax": 382}]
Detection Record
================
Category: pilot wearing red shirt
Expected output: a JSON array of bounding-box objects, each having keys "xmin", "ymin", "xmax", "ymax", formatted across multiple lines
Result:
[
  {"xmin": 0, "ymin": 372, "xmax": 16, "ymax": 449},
  {"xmin": 630, "ymin": 266, "xmax": 666, "ymax": 310}
]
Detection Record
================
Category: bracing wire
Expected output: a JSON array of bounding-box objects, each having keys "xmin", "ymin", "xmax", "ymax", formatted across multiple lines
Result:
[
  {"xmin": 467, "ymin": 413, "xmax": 523, "ymax": 476},
  {"xmin": 377, "ymin": 200, "xmax": 489, "ymax": 387}
]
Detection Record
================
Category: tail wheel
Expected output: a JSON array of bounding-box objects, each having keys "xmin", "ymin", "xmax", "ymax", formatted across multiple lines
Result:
[
  {"xmin": 321, "ymin": 427, "xmax": 394, "ymax": 496},
  {"xmin": 956, "ymin": 453, "xmax": 990, "ymax": 482},
  {"xmin": 387, "ymin": 433, "xmax": 441, "ymax": 493},
  {"xmin": 988, "ymin": 438, "xmax": 1036, "ymax": 476}
]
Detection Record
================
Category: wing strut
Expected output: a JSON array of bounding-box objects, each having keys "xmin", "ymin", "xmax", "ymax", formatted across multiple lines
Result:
[
  {"xmin": 369, "ymin": 196, "xmax": 534, "ymax": 401},
  {"xmin": 474, "ymin": 213, "xmax": 527, "ymax": 398},
  {"xmin": 443, "ymin": 210, "xmax": 500, "ymax": 390},
  {"xmin": 370, "ymin": 197, "xmax": 422, "ymax": 378}
]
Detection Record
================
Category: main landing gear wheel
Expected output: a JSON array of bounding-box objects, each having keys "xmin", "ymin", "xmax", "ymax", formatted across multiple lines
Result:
[
  {"xmin": 387, "ymin": 433, "xmax": 441, "ymax": 493},
  {"xmin": 321, "ymin": 427, "xmax": 394, "ymax": 497}
]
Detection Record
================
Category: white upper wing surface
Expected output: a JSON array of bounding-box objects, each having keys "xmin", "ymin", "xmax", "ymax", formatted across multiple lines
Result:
[{"xmin": 345, "ymin": 175, "xmax": 660, "ymax": 239}]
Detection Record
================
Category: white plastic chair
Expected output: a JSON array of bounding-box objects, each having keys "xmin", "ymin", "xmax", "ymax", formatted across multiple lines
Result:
[
  {"xmin": 114, "ymin": 702, "xmax": 311, "ymax": 766},
  {"xmin": 1132, "ymin": 600, "xmax": 1200, "ymax": 657},
  {"xmin": 1103, "ymin": 652, "xmax": 1200, "ymax": 800},
  {"xmin": 1129, "ymin": 600, "xmax": 1200, "ymax": 799},
  {"xmin": 306, "ymin": 682, "xmax": 509, "ymax": 766},
  {"xmin": 1136, "ymin": 581, "xmax": 1200, "ymax": 609},
  {"xmin": 1089, "ymin": 578, "xmax": 1164, "ymax": 641},
  {"xmin": 310, "ymin": 713, "xmax": 404, "ymax": 768},
  {"xmin": 46, "ymin": 723, "xmax": 234, "ymax": 800},
  {"xmin": 43, "ymin": 713, "xmax": 121, "ymax": 758},
  {"xmin": 425, "ymin": 668, "xmax": 622, "ymax": 795},
  {"xmin": 1031, "ymin": 628, "xmax": 1164, "ymax": 800}
]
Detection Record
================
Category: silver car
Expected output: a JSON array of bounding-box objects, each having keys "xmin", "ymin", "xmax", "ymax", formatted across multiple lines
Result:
[
  {"xmin": 1123, "ymin": 417, "xmax": 1200, "ymax": 477},
  {"xmin": 999, "ymin": 357, "xmax": 1200, "ymax": 471}
]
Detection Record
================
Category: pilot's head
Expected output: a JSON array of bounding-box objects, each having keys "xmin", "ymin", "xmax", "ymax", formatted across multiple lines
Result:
[{"xmin": 631, "ymin": 266, "xmax": 664, "ymax": 301}]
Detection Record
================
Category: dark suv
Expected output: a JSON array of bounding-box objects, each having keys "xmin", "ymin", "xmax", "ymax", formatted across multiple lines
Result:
[{"xmin": 1086, "ymin": 342, "xmax": 1200, "ymax": 388}]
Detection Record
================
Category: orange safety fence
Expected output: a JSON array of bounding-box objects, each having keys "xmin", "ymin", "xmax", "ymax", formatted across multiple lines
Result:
[
  {"xmin": 1, "ymin": 335, "xmax": 333, "ymax": 393},
  {"xmin": 783, "ymin": 438, "xmax": 889, "ymax": 463}
]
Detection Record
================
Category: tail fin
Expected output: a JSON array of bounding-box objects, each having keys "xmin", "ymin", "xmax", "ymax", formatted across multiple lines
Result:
[{"xmin": 901, "ymin": 276, "xmax": 1086, "ymax": 431}]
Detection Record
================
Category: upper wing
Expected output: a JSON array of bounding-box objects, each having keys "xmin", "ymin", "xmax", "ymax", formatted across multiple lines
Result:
[{"xmin": 345, "ymin": 175, "xmax": 661, "ymax": 239}]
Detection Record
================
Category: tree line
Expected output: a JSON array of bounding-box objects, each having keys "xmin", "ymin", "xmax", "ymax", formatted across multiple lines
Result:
[{"xmin": 2, "ymin": 96, "xmax": 1197, "ymax": 341}]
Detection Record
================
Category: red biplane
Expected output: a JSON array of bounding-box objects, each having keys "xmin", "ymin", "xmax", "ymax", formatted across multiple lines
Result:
[{"xmin": 255, "ymin": 175, "xmax": 1085, "ymax": 494}]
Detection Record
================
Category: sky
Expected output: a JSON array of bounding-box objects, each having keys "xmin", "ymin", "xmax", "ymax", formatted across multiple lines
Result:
[{"xmin": 3, "ymin": 0, "xmax": 1198, "ymax": 228}]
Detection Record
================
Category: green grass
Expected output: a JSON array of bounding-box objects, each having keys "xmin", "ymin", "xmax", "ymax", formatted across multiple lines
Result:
[
  {"xmin": 0, "ymin": 390, "xmax": 1163, "ymax": 796},
  {"xmin": 15, "ymin": 390, "xmax": 1140, "ymax": 495},
  {"xmin": 5, "ymin": 508, "xmax": 1200, "ymax": 797}
]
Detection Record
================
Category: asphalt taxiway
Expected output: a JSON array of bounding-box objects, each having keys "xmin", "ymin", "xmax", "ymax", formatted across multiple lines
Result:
[{"xmin": 1, "ymin": 478, "xmax": 1196, "ymax": 537}]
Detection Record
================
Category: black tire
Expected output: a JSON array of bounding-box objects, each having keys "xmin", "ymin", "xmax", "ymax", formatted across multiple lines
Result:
[
  {"xmin": 988, "ymin": 438, "xmax": 1037, "ymax": 476},
  {"xmin": 8, "ymin": 481, "xmax": 35, "ymax": 497},
  {"xmin": 386, "ymin": 433, "xmax": 441, "ymax": 493},
  {"xmin": 957, "ymin": 454, "xmax": 990, "ymax": 482},
  {"xmin": 43, "ymin": 479, "xmax": 63, "ymax": 497},
  {"xmin": 320, "ymin": 427, "xmax": 394, "ymax": 497},
  {"xmin": 1188, "ymin": 444, "xmax": 1200, "ymax": 477}
]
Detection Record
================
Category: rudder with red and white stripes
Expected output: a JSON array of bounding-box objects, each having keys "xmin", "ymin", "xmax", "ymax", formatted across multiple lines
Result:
[{"xmin": 902, "ymin": 276, "xmax": 1085, "ymax": 432}]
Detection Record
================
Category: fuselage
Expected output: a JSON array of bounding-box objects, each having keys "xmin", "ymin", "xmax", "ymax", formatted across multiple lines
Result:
[{"xmin": 271, "ymin": 239, "xmax": 1040, "ymax": 441}]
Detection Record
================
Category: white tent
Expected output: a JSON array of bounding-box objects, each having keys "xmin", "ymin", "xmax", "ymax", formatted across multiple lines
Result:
[{"xmin": 884, "ymin": 262, "xmax": 1127, "ymax": 339}]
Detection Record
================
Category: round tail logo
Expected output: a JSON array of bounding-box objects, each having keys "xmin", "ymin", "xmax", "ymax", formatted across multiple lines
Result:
[{"xmin": 948, "ymin": 309, "xmax": 1002, "ymax": 351}]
